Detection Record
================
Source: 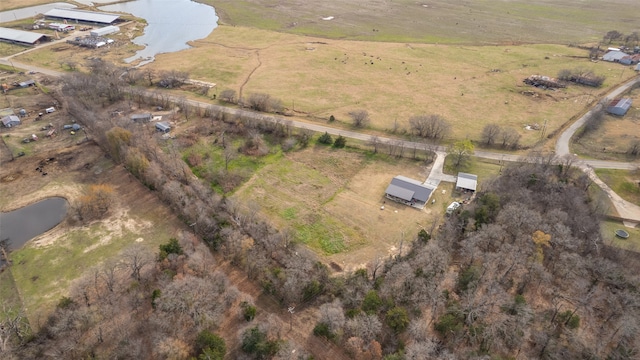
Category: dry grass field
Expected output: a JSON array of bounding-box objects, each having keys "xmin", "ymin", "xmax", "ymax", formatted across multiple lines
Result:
[
  {"xmin": 203, "ymin": 0, "xmax": 640, "ymax": 45},
  {"xmin": 232, "ymin": 146, "xmax": 464, "ymax": 270},
  {"xmin": 573, "ymin": 86, "xmax": 640, "ymax": 159},
  {"xmin": 150, "ymin": 25, "xmax": 636, "ymax": 146}
]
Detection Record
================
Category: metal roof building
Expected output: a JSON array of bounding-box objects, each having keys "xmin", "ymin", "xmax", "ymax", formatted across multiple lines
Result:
[
  {"xmin": 1, "ymin": 115, "xmax": 21, "ymax": 128},
  {"xmin": 44, "ymin": 8, "xmax": 120, "ymax": 24},
  {"xmin": 385, "ymin": 175, "xmax": 434, "ymax": 208},
  {"xmin": 603, "ymin": 50, "xmax": 629, "ymax": 62},
  {"xmin": 606, "ymin": 98, "xmax": 632, "ymax": 116},
  {"xmin": 0, "ymin": 27, "xmax": 48, "ymax": 45},
  {"xmin": 90, "ymin": 25, "xmax": 120, "ymax": 37},
  {"xmin": 155, "ymin": 122, "xmax": 171, "ymax": 133},
  {"xmin": 456, "ymin": 172, "xmax": 478, "ymax": 192}
]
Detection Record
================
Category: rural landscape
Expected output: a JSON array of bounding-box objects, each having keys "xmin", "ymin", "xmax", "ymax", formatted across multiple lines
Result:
[{"xmin": 1, "ymin": 0, "xmax": 640, "ymax": 359}]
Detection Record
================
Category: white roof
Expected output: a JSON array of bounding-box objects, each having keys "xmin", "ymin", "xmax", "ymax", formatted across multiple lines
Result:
[
  {"xmin": 0, "ymin": 27, "xmax": 47, "ymax": 44},
  {"xmin": 456, "ymin": 172, "xmax": 478, "ymax": 191},
  {"xmin": 44, "ymin": 8, "xmax": 120, "ymax": 24}
]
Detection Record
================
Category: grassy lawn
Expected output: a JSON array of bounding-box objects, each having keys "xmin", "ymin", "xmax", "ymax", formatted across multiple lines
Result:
[
  {"xmin": 443, "ymin": 155, "xmax": 503, "ymax": 180},
  {"xmin": 232, "ymin": 144, "xmax": 449, "ymax": 267},
  {"xmin": 595, "ymin": 168, "xmax": 640, "ymax": 205},
  {"xmin": 601, "ymin": 220, "xmax": 640, "ymax": 252}
]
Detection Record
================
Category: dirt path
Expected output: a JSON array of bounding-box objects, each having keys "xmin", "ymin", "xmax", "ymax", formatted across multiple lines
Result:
[{"xmin": 238, "ymin": 50, "xmax": 262, "ymax": 100}]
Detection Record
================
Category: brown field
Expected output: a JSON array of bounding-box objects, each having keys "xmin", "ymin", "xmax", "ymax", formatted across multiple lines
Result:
[
  {"xmin": 147, "ymin": 25, "xmax": 637, "ymax": 147},
  {"xmin": 572, "ymin": 86, "xmax": 640, "ymax": 159},
  {"xmin": 233, "ymin": 146, "xmax": 464, "ymax": 270},
  {"xmin": 204, "ymin": 0, "xmax": 640, "ymax": 45}
]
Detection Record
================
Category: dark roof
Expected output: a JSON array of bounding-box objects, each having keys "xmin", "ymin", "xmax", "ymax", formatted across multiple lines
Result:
[
  {"xmin": 44, "ymin": 8, "xmax": 120, "ymax": 24},
  {"xmin": 456, "ymin": 172, "xmax": 478, "ymax": 191},
  {"xmin": 156, "ymin": 122, "xmax": 171, "ymax": 130},
  {"xmin": 386, "ymin": 175, "xmax": 433, "ymax": 202},
  {"xmin": 130, "ymin": 113, "xmax": 152, "ymax": 120},
  {"xmin": 0, "ymin": 27, "xmax": 47, "ymax": 44}
]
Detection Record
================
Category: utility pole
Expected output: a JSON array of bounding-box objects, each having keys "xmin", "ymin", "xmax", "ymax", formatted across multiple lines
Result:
[{"xmin": 287, "ymin": 305, "xmax": 295, "ymax": 331}]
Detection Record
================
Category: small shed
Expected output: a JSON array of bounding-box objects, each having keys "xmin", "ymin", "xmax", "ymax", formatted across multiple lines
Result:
[
  {"xmin": 1, "ymin": 115, "xmax": 20, "ymax": 128},
  {"xmin": 131, "ymin": 113, "xmax": 152, "ymax": 122},
  {"xmin": 155, "ymin": 122, "xmax": 171, "ymax": 133},
  {"xmin": 19, "ymin": 80, "xmax": 36, "ymax": 88},
  {"xmin": 606, "ymin": 98, "xmax": 632, "ymax": 116},
  {"xmin": 90, "ymin": 25, "xmax": 120, "ymax": 37},
  {"xmin": 456, "ymin": 172, "xmax": 478, "ymax": 192}
]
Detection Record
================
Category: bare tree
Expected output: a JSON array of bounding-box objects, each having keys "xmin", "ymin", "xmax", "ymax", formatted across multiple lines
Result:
[
  {"xmin": 409, "ymin": 114, "xmax": 450, "ymax": 139},
  {"xmin": 247, "ymin": 93, "xmax": 273, "ymax": 112},
  {"xmin": 500, "ymin": 127, "xmax": 520, "ymax": 149},
  {"xmin": 349, "ymin": 110, "xmax": 370, "ymax": 128},
  {"xmin": 367, "ymin": 135, "xmax": 382, "ymax": 154},
  {"xmin": 627, "ymin": 140, "xmax": 640, "ymax": 157},
  {"xmin": 481, "ymin": 124, "xmax": 501, "ymax": 146},
  {"xmin": 157, "ymin": 70, "xmax": 189, "ymax": 88},
  {"xmin": 224, "ymin": 146, "xmax": 237, "ymax": 171},
  {"xmin": 219, "ymin": 89, "xmax": 237, "ymax": 103},
  {"xmin": 121, "ymin": 245, "xmax": 153, "ymax": 281}
]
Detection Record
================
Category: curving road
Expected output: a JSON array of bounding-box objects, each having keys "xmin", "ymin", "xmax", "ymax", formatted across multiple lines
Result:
[{"xmin": 2, "ymin": 54, "xmax": 639, "ymax": 222}]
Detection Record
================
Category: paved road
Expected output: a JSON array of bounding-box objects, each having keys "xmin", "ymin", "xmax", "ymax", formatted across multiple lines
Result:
[{"xmin": 2, "ymin": 56, "xmax": 639, "ymax": 222}]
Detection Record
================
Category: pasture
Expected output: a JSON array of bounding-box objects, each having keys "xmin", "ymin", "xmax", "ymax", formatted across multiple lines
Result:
[
  {"xmin": 150, "ymin": 25, "xmax": 636, "ymax": 146},
  {"xmin": 203, "ymin": 0, "xmax": 640, "ymax": 45}
]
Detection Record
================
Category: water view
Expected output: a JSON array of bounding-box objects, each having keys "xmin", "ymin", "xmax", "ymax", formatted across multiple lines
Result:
[
  {"xmin": 100, "ymin": 0, "xmax": 218, "ymax": 66},
  {"xmin": 0, "ymin": 197, "xmax": 68, "ymax": 251}
]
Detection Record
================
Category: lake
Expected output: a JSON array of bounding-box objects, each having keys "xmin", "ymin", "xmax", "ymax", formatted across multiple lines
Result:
[
  {"xmin": 100, "ymin": 0, "xmax": 218, "ymax": 66},
  {"xmin": 0, "ymin": 197, "xmax": 68, "ymax": 252}
]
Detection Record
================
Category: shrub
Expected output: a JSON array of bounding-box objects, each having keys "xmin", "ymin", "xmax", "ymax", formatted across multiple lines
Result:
[
  {"xmin": 558, "ymin": 310, "xmax": 580, "ymax": 329},
  {"xmin": 313, "ymin": 322, "xmax": 336, "ymax": 340},
  {"xmin": 434, "ymin": 312, "xmax": 464, "ymax": 337},
  {"xmin": 241, "ymin": 326, "xmax": 281, "ymax": 357},
  {"xmin": 329, "ymin": 115, "xmax": 336, "ymax": 122},
  {"xmin": 362, "ymin": 290, "xmax": 382, "ymax": 315},
  {"xmin": 57, "ymin": 296, "xmax": 74, "ymax": 309},
  {"xmin": 151, "ymin": 289, "xmax": 161, "ymax": 309},
  {"xmin": 159, "ymin": 238, "xmax": 183, "ymax": 261},
  {"xmin": 241, "ymin": 301, "xmax": 257, "ymax": 322},
  {"xmin": 318, "ymin": 131, "xmax": 333, "ymax": 145},
  {"xmin": 303, "ymin": 280, "xmax": 323, "ymax": 302},
  {"xmin": 417, "ymin": 229, "xmax": 431, "ymax": 243},
  {"xmin": 77, "ymin": 184, "xmax": 114, "ymax": 222},
  {"xmin": 333, "ymin": 135, "xmax": 347, "ymax": 148},
  {"xmin": 386, "ymin": 306, "xmax": 409, "ymax": 333},
  {"xmin": 196, "ymin": 330, "xmax": 226, "ymax": 359}
]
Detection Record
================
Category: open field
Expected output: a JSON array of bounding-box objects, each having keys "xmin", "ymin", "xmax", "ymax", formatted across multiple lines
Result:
[
  {"xmin": 572, "ymin": 86, "xmax": 640, "ymax": 160},
  {"xmin": 203, "ymin": 0, "xmax": 640, "ymax": 45},
  {"xmin": 595, "ymin": 168, "xmax": 640, "ymax": 205},
  {"xmin": 147, "ymin": 25, "xmax": 636, "ymax": 147},
  {"xmin": 232, "ymin": 145, "xmax": 465, "ymax": 270}
]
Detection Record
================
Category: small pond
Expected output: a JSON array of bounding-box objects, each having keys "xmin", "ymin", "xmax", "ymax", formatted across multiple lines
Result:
[
  {"xmin": 0, "ymin": 197, "xmax": 68, "ymax": 252},
  {"xmin": 100, "ymin": 0, "xmax": 218, "ymax": 66}
]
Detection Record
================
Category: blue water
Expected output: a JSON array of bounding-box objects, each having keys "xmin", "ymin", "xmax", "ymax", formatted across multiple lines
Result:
[
  {"xmin": 100, "ymin": 0, "xmax": 218, "ymax": 66},
  {"xmin": 0, "ymin": 197, "xmax": 68, "ymax": 251}
]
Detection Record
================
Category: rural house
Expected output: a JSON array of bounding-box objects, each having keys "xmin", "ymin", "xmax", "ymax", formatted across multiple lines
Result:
[
  {"xmin": 385, "ymin": 175, "xmax": 435, "ymax": 209},
  {"xmin": 456, "ymin": 172, "xmax": 478, "ymax": 192},
  {"xmin": 155, "ymin": 122, "xmax": 171, "ymax": 133},
  {"xmin": 130, "ymin": 113, "xmax": 152, "ymax": 122},
  {"xmin": 1, "ymin": 115, "xmax": 21, "ymax": 128},
  {"xmin": 606, "ymin": 98, "xmax": 632, "ymax": 116},
  {"xmin": 603, "ymin": 50, "xmax": 629, "ymax": 62}
]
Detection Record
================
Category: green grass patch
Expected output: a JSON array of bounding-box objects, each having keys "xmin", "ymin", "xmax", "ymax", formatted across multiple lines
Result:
[
  {"xmin": 9, "ymin": 215, "xmax": 171, "ymax": 325},
  {"xmin": 0, "ymin": 268, "xmax": 23, "ymax": 312},
  {"xmin": 293, "ymin": 218, "xmax": 348, "ymax": 255},
  {"xmin": 595, "ymin": 169, "xmax": 640, "ymax": 205},
  {"xmin": 601, "ymin": 220, "xmax": 640, "ymax": 252},
  {"xmin": 281, "ymin": 207, "xmax": 297, "ymax": 220},
  {"xmin": 443, "ymin": 155, "xmax": 503, "ymax": 179}
]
